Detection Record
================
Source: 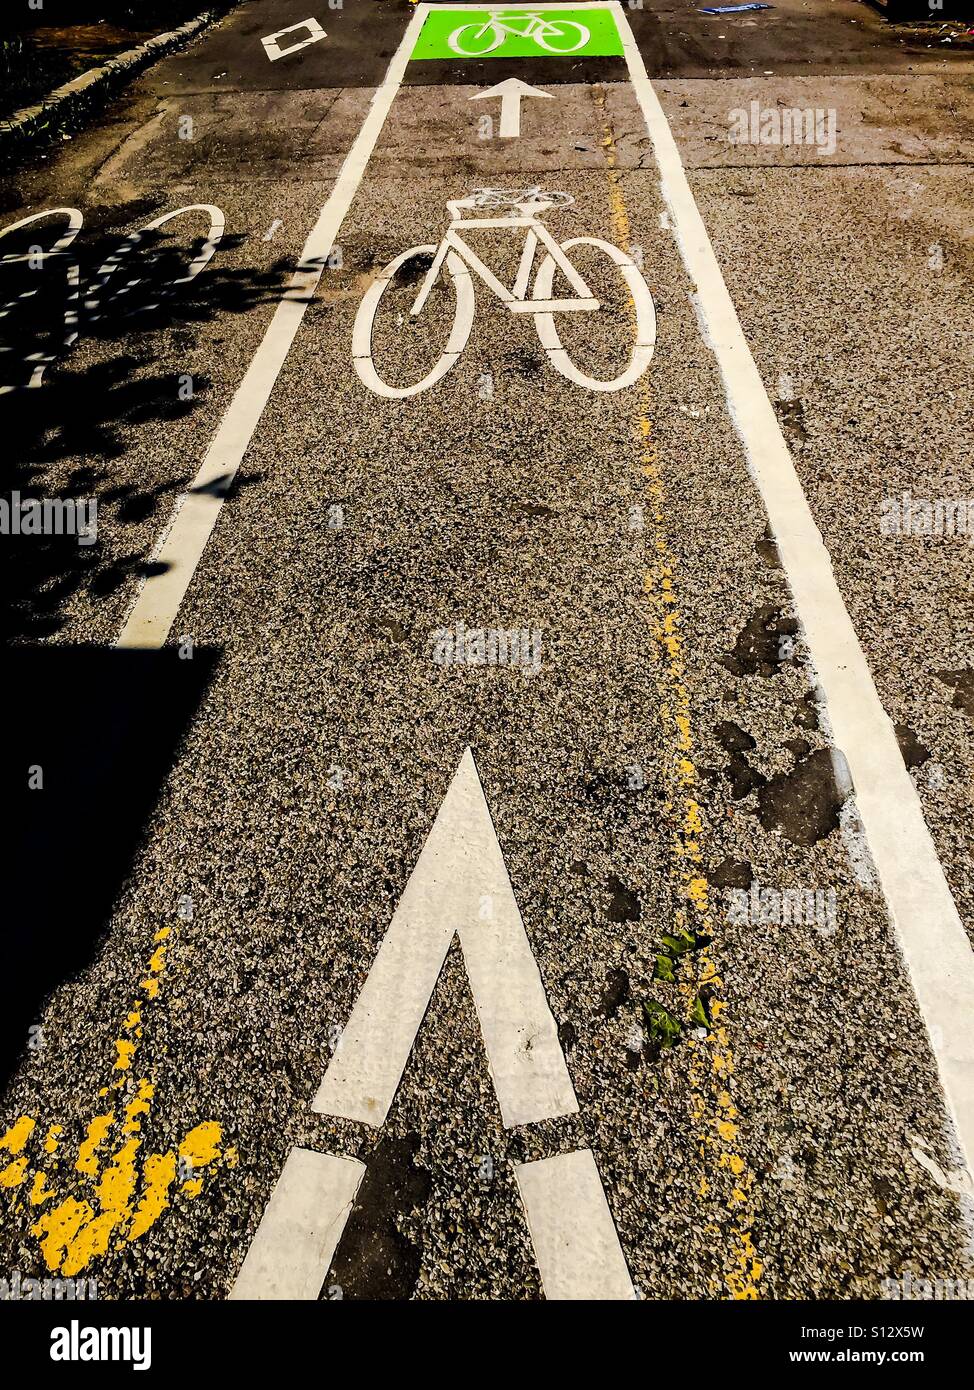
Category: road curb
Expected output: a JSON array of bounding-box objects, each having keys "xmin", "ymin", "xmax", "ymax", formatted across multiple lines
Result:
[{"xmin": 0, "ymin": 10, "xmax": 221, "ymax": 162}]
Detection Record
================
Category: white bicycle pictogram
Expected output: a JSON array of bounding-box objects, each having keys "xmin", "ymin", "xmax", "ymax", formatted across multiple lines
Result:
[
  {"xmin": 352, "ymin": 189, "xmax": 657, "ymax": 398},
  {"xmin": 448, "ymin": 10, "xmax": 591, "ymax": 55}
]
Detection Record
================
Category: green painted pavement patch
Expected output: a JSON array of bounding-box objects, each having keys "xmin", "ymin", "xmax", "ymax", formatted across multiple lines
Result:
[{"xmin": 412, "ymin": 8, "xmax": 624, "ymax": 61}]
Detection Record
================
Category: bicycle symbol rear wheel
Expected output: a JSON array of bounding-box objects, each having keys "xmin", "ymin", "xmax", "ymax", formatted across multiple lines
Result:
[
  {"xmin": 353, "ymin": 245, "xmax": 475, "ymax": 400},
  {"xmin": 448, "ymin": 22, "xmax": 505, "ymax": 56}
]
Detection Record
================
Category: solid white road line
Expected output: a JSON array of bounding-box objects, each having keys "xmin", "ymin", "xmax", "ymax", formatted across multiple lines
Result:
[
  {"xmin": 515, "ymin": 1150, "xmax": 635, "ymax": 1300},
  {"xmin": 115, "ymin": 1, "xmax": 430, "ymax": 649},
  {"xmin": 313, "ymin": 747, "xmax": 578, "ymax": 1129},
  {"xmin": 229, "ymin": 1147, "xmax": 364, "ymax": 1300},
  {"xmin": 614, "ymin": 6, "xmax": 974, "ymax": 1183}
]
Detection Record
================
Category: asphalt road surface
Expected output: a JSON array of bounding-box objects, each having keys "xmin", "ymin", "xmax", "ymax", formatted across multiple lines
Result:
[{"xmin": 1, "ymin": 0, "xmax": 973, "ymax": 1309}]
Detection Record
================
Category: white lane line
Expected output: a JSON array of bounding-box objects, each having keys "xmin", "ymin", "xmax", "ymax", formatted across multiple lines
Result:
[
  {"xmin": 313, "ymin": 747, "xmax": 578, "ymax": 1129},
  {"xmin": 115, "ymin": 2, "xmax": 430, "ymax": 649},
  {"xmin": 229, "ymin": 1147, "xmax": 364, "ymax": 1300},
  {"xmin": 614, "ymin": 6, "xmax": 974, "ymax": 1182},
  {"xmin": 515, "ymin": 1150, "xmax": 635, "ymax": 1300}
]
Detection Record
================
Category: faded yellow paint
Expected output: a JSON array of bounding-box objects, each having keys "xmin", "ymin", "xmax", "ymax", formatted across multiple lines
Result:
[
  {"xmin": 123, "ymin": 1080, "xmax": 154, "ymax": 1135},
  {"xmin": 75, "ymin": 1113, "xmax": 114, "ymax": 1176},
  {"xmin": 129, "ymin": 1152, "xmax": 177, "ymax": 1240},
  {"xmin": 30, "ymin": 1171, "xmax": 54, "ymax": 1205},
  {"xmin": 180, "ymin": 1122, "xmax": 222, "ymax": 1169},
  {"xmin": 0, "ymin": 1116, "xmax": 35, "ymax": 1155},
  {"xmin": 34, "ymin": 1196, "xmax": 91, "ymax": 1271},
  {"xmin": 1, "ymin": 1157, "xmax": 28, "ymax": 1188},
  {"xmin": 1, "ymin": 921, "xmax": 228, "ymax": 1276},
  {"xmin": 595, "ymin": 93, "xmax": 763, "ymax": 1300}
]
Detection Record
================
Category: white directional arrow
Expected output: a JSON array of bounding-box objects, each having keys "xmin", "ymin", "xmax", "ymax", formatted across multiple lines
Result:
[
  {"xmin": 231, "ymin": 749, "xmax": 635, "ymax": 1301},
  {"xmin": 469, "ymin": 78, "xmax": 554, "ymax": 139},
  {"xmin": 313, "ymin": 746, "xmax": 576, "ymax": 1129}
]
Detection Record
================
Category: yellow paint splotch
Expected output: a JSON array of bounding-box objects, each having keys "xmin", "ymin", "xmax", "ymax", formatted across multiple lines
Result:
[
  {"xmin": 1, "ymin": 1116, "xmax": 35, "ymax": 1155},
  {"xmin": 1, "ymin": 921, "xmax": 228, "ymax": 1276}
]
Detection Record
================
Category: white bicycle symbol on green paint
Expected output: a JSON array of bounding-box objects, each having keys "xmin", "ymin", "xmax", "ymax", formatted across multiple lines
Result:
[
  {"xmin": 353, "ymin": 189, "xmax": 657, "ymax": 398},
  {"xmin": 448, "ymin": 10, "xmax": 591, "ymax": 55}
]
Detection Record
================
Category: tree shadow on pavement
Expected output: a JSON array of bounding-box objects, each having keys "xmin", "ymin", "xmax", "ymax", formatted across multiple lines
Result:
[
  {"xmin": 1, "ymin": 212, "xmax": 289, "ymax": 642},
  {"xmin": 0, "ymin": 211, "xmax": 290, "ymax": 1090},
  {"xmin": 2, "ymin": 644, "xmax": 219, "ymax": 1095}
]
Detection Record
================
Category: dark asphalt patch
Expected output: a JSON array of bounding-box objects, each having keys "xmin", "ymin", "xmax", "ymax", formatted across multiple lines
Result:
[
  {"xmin": 721, "ymin": 604, "xmax": 798, "ymax": 678},
  {"xmin": 716, "ymin": 719, "xmax": 766, "ymax": 799},
  {"xmin": 711, "ymin": 858, "xmax": 754, "ymax": 890},
  {"xmin": 2, "ymin": 645, "xmax": 218, "ymax": 1092},
  {"xmin": 775, "ymin": 397, "xmax": 809, "ymax": 449},
  {"xmin": 793, "ymin": 691, "xmax": 821, "ymax": 732},
  {"xmin": 895, "ymin": 722, "xmax": 931, "ymax": 769},
  {"xmin": 755, "ymin": 526, "xmax": 782, "ymax": 570},
  {"xmin": 607, "ymin": 874, "xmax": 641, "ymax": 922},
  {"xmin": 325, "ymin": 1131, "xmax": 431, "ymax": 1300},
  {"xmin": 403, "ymin": 55, "xmax": 628, "ymax": 87},
  {"xmin": 756, "ymin": 746, "xmax": 851, "ymax": 846},
  {"xmin": 600, "ymin": 966, "xmax": 630, "ymax": 1019},
  {"xmin": 937, "ymin": 668, "xmax": 974, "ymax": 719}
]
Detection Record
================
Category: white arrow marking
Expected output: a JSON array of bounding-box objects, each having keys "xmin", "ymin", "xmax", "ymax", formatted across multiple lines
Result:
[
  {"xmin": 231, "ymin": 748, "xmax": 634, "ymax": 1300},
  {"xmin": 229, "ymin": 1149, "xmax": 363, "ymax": 1300},
  {"xmin": 469, "ymin": 79, "xmax": 554, "ymax": 139},
  {"xmin": 312, "ymin": 747, "xmax": 577, "ymax": 1129},
  {"xmin": 515, "ymin": 1151, "xmax": 635, "ymax": 1300}
]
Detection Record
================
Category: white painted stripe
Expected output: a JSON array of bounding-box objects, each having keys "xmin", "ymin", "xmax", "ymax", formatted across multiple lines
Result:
[
  {"xmin": 115, "ymin": 1, "xmax": 431, "ymax": 649},
  {"xmin": 313, "ymin": 747, "xmax": 578, "ymax": 1129},
  {"xmin": 229, "ymin": 1147, "xmax": 364, "ymax": 1300},
  {"xmin": 515, "ymin": 1150, "xmax": 635, "ymax": 1300},
  {"xmin": 614, "ymin": 7, "xmax": 974, "ymax": 1181}
]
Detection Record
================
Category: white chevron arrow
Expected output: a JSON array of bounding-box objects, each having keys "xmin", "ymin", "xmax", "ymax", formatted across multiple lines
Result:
[
  {"xmin": 231, "ymin": 749, "xmax": 634, "ymax": 1300},
  {"xmin": 313, "ymin": 745, "xmax": 576, "ymax": 1129},
  {"xmin": 469, "ymin": 78, "xmax": 554, "ymax": 138}
]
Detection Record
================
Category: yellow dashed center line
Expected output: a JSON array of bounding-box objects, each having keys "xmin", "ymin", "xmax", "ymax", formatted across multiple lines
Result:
[{"xmin": 594, "ymin": 89, "xmax": 763, "ymax": 1299}]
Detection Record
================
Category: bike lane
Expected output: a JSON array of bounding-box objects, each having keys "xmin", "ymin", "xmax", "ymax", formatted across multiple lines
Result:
[{"xmin": 2, "ymin": 3, "xmax": 972, "ymax": 1301}]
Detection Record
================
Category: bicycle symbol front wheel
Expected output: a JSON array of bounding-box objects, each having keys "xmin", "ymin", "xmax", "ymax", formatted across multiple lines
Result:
[
  {"xmin": 353, "ymin": 244, "xmax": 475, "ymax": 400},
  {"xmin": 532, "ymin": 237, "xmax": 657, "ymax": 392},
  {"xmin": 534, "ymin": 21, "xmax": 590, "ymax": 52}
]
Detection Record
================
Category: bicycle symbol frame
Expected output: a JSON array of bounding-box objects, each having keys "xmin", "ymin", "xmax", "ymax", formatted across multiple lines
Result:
[
  {"xmin": 353, "ymin": 191, "xmax": 657, "ymax": 398},
  {"xmin": 448, "ymin": 10, "xmax": 592, "ymax": 56}
]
